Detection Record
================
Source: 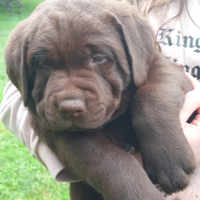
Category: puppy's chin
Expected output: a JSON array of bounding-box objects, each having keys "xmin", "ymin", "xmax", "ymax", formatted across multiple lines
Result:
[
  {"xmin": 66, "ymin": 125, "xmax": 87, "ymax": 132},
  {"xmin": 37, "ymin": 116, "xmax": 111, "ymax": 132}
]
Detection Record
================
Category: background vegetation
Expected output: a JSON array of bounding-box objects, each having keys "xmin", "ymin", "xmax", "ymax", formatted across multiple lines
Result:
[{"xmin": 0, "ymin": 1, "xmax": 70, "ymax": 199}]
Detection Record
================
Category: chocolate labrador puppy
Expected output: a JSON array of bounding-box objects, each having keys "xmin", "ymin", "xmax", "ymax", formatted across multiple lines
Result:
[{"xmin": 5, "ymin": 0, "xmax": 196, "ymax": 199}]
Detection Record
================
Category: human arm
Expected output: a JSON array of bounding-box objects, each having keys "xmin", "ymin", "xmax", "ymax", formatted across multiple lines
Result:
[{"xmin": 0, "ymin": 80, "xmax": 80, "ymax": 182}]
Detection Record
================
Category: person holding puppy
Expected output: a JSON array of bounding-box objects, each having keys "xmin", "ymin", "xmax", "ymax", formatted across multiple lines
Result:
[
  {"xmin": 0, "ymin": 0, "xmax": 200, "ymax": 199},
  {"xmin": 137, "ymin": 0, "xmax": 200, "ymax": 199}
]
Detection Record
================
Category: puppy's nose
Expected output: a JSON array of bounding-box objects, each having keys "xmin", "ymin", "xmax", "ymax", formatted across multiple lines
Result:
[{"xmin": 58, "ymin": 99, "xmax": 85, "ymax": 118}]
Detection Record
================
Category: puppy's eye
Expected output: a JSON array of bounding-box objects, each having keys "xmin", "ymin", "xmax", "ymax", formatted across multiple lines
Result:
[
  {"xmin": 32, "ymin": 53, "xmax": 49, "ymax": 69},
  {"xmin": 92, "ymin": 54, "xmax": 108, "ymax": 64},
  {"xmin": 34, "ymin": 59, "xmax": 50, "ymax": 69},
  {"xmin": 37, "ymin": 61, "xmax": 49, "ymax": 69}
]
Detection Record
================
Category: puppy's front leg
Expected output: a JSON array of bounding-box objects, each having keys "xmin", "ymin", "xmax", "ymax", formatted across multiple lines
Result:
[
  {"xmin": 39, "ymin": 129, "xmax": 164, "ymax": 200},
  {"xmin": 131, "ymin": 58, "xmax": 196, "ymax": 194}
]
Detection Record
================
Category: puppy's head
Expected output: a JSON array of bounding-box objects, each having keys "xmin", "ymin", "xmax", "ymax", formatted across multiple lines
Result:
[{"xmin": 5, "ymin": 0, "xmax": 155, "ymax": 131}]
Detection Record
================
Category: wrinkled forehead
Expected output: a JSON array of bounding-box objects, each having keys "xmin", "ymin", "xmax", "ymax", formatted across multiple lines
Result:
[{"xmin": 27, "ymin": 3, "xmax": 121, "ymax": 64}]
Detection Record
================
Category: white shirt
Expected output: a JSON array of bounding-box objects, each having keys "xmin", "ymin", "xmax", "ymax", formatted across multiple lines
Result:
[{"xmin": 148, "ymin": 0, "xmax": 200, "ymax": 79}]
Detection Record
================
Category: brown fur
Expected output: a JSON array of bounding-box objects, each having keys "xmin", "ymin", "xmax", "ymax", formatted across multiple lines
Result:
[{"xmin": 5, "ymin": 0, "xmax": 196, "ymax": 199}]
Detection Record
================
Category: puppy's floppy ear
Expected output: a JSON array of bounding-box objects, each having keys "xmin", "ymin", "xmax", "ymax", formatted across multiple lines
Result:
[
  {"xmin": 5, "ymin": 26, "xmax": 29, "ymax": 107},
  {"xmin": 106, "ymin": 4, "xmax": 155, "ymax": 87}
]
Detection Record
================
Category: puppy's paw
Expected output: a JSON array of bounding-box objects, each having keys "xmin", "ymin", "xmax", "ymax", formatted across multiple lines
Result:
[{"xmin": 143, "ymin": 145, "xmax": 196, "ymax": 194}]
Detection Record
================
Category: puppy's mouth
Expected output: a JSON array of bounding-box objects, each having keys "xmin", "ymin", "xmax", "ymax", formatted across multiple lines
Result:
[
  {"xmin": 39, "ymin": 117, "xmax": 105, "ymax": 132},
  {"xmin": 39, "ymin": 103, "xmax": 118, "ymax": 131},
  {"xmin": 36, "ymin": 90, "xmax": 122, "ymax": 131},
  {"xmin": 37, "ymin": 104, "xmax": 112, "ymax": 131}
]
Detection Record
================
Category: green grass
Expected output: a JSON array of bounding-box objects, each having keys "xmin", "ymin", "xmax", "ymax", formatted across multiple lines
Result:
[{"xmin": 0, "ymin": 1, "xmax": 70, "ymax": 199}]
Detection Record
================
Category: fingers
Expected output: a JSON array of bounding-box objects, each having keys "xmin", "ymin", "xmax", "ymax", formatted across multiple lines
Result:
[
  {"xmin": 181, "ymin": 75, "xmax": 200, "ymax": 164},
  {"xmin": 180, "ymin": 89, "xmax": 200, "ymax": 125},
  {"xmin": 183, "ymin": 123, "xmax": 200, "ymax": 164},
  {"xmin": 191, "ymin": 111, "xmax": 200, "ymax": 126},
  {"xmin": 180, "ymin": 74, "xmax": 200, "ymax": 125}
]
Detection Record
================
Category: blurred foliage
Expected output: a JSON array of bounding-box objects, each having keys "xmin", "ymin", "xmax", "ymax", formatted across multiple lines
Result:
[{"xmin": 0, "ymin": 0, "xmax": 23, "ymax": 12}]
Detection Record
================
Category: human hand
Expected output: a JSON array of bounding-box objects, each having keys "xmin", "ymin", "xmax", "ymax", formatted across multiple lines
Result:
[
  {"xmin": 165, "ymin": 74, "xmax": 200, "ymax": 200},
  {"xmin": 180, "ymin": 73, "xmax": 200, "ymax": 164}
]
